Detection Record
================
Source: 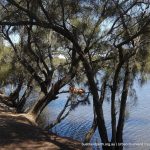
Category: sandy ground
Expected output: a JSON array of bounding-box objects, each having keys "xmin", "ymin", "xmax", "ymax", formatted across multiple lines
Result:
[{"xmin": 0, "ymin": 103, "xmax": 91, "ymax": 150}]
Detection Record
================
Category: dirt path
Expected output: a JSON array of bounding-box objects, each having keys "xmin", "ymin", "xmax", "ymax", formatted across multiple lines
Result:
[{"xmin": 0, "ymin": 104, "xmax": 90, "ymax": 150}]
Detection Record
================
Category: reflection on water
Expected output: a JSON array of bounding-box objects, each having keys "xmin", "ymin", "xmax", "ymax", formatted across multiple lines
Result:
[{"xmin": 38, "ymin": 79, "xmax": 150, "ymax": 150}]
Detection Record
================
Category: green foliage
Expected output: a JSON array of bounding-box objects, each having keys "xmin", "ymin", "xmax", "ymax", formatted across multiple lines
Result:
[
  {"xmin": 53, "ymin": 58, "xmax": 66, "ymax": 66},
  {"xmin": 0, "ymin": 46, "xmax": 13, "ymax": 84},
  {"xmin": 0, "ymin": 45, "xmax": 28, "ymax": 86}
]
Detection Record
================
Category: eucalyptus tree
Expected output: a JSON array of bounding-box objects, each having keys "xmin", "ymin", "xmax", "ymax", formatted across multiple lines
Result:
[{"xmin": 0, "ymin": 1, "xmax": 150, "ymax": 150}]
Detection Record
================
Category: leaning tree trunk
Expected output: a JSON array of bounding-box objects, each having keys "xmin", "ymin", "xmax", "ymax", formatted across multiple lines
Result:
[
  {"xmin": 84, "ymin": 108, "xmax": 97, "ymax": 143},
  {"xmin": 28, "ymin": 62, "xmax": 78, "ymax": 121},
  {"xmin": 45, "ymin": 99, "xmax": 70, "ymax": 130},
  {"xmin": 28, "ymin": 77, "xmax": 69, "ymax": 120},
  {"xmin": 28, "ymin": 53, "xmax": 80, "ymax": 121}
]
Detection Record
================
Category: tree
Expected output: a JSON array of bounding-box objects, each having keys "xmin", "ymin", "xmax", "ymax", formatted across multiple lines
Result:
[{"xmin": 0, "ymin": 1, "xmax": 150, "ymax": 150}]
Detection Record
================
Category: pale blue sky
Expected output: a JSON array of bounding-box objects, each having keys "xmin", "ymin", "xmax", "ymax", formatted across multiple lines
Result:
[{"xmin": 4, "ymin": 33, "xmax": 20, "ymax": 46}]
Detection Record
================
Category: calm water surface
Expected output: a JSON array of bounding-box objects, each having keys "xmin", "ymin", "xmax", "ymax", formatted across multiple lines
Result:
[{"xmin": 39, "ymin": 79, "xmax": 150, "ymax": 150}]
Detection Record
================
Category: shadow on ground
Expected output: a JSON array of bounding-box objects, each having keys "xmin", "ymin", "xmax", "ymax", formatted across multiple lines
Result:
[{"xmin": 0, "ymin": 114, "xmax": 89, "ymax": 150}]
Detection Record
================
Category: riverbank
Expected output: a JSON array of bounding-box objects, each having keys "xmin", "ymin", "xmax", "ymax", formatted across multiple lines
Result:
[{"xmin": 0, "ymin": 101, "xmax": 90, "ymax": 150}]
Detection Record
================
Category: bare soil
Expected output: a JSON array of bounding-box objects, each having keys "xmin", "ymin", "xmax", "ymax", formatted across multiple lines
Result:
[{"xmin": 0, "ymin": 103, "xmax": 91, "ymax": 150}]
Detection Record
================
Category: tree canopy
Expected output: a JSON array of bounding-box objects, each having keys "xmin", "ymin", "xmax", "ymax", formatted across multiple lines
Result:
[{"xmin": 0, "ymin": 0, "xmax": 150, "ymax": 150}]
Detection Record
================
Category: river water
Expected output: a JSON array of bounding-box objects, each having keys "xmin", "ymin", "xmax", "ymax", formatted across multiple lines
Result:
[{"xmin": 36, "ymin": 79, "xmax": 150, "ymax": 150}]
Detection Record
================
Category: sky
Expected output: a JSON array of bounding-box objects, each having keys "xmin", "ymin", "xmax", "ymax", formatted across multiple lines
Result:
[{"xmin": 4, "ymin": 33, "xmax": 20, "ymax": 46}]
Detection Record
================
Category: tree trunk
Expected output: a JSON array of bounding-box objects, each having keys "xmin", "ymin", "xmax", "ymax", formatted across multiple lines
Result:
[
  {"xmin": 17, "ymin": 86, "xmax": 33, "ymax": 113},
  {"xmin": 84, "ymin": 106, "xmax": 97, "ymax": 143},
  {"xmin": 82, "ymin": 60, "xmax": 109, "ymax": 145},
  {"xmin": 116, "ymin": 64, "xmax": 130, "ymax": 150},
  {"xmin": 67, "ymin": 43, "xmax": 110, "ymax": 148},
  {"xmin": 9, "ymin": 79, "xmax": 23, "ymax": 107},
  {"xmin": 111, "ymin": 61, "xmax": 124, "ymax": 145},
  {"xmin": 45, "ymin": 99, "xmax": 70, "ymax": 129},
  {"xmin": 28, "ymin": 71, "xmax": 76, "ymax": 121},
  {"xmin": 28, "ymin": 79, "xmax": 65, "ymax": 119}
]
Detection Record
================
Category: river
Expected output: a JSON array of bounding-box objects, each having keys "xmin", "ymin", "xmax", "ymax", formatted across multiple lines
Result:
[{"xmin": 9, "ymin": 78, "xmax": 150, "ymax": 150}]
